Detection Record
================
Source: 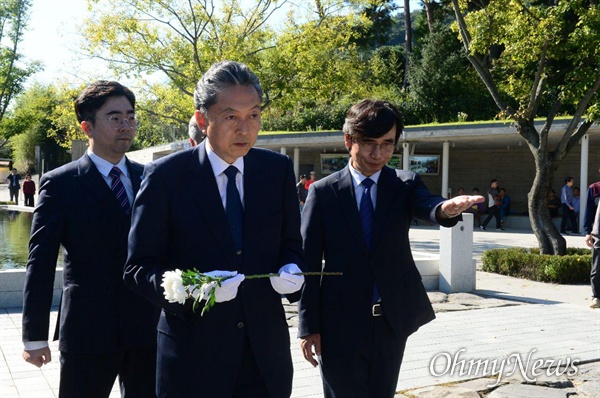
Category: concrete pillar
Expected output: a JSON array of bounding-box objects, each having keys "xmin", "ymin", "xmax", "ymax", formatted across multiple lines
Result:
[
  {"xmin": 280, "ymin": 147, "xmax": 286, "ymax": 155},
  {"xmin": 580, "ymin": 134, "xmax": 589, "ymax": 231},
  {"xmin": 442, "ymin": 141, "xmax": 450, "ymax": 198},
  {"xmin": 293, "ymin": 147, "xmax": 300, "ymax": 179},
  {"xmin": 402, "ymin": 142, "xmax": 410, "ymax": 171},
  {"xmin": 439, "ymin": 213, "xmax": 475, "ymax": 293}
]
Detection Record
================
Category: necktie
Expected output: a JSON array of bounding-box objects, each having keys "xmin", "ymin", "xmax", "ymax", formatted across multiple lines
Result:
[
  {"xmin": 109, "ymin": 167, "xmax": 131, "ymax": 215},
  {"xmin": 359, "ymin": 178, "xmax": 375, "ymax": 249},
  {"xmin": 359, "ymin": 178, "xmax": 380, "ymax": 303},
  {"xmin": 224, "ymin": 166, "xmax": 244, "ymax": 251}
]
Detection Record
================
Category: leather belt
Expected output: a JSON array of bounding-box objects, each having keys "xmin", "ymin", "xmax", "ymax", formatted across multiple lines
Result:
[{"xmin": 372, "ymin": 303, "xmax": 383, "ymax": 317}]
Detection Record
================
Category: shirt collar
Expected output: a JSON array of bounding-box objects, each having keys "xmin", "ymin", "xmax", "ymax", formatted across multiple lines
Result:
[
  {"xmin": 348, "ymin": 162, "xmax": 381, "ymax": 188},
  {"xmin": 205, "ymin": 141, "xmax": 245, "ymax": 176},
  {"xmin": 87, "ymin": 148, "xmax": 128, "ymax": 178}
]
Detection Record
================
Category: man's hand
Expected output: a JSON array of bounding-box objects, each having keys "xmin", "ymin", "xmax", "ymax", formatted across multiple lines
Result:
[
  {"xmin": 440, "ymin": 195, "xmax": 485, "ymax": 218},
  {"xmin": 300, "ymin": 333, "xmax": 321, "ymax": 367},
  {"xmin": 203, "ymin": 270, "xmax": 245, "ymax": 302},
  {"xmin": 23, "ymin": 347, "xmax": 51, "ymax": 368},
  {"xmin": 270, "ymin": 263, "xmax": 304, "ymax": 294},
  {"xmin": 585, "ymin": 234, "xmax": 594, "ymax": 248}
]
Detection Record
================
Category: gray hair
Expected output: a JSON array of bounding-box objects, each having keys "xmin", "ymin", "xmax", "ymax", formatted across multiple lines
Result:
[
  {"xmin": 188, "ymin": 115, "xmax": 203, "ymax": 145},
  {"xmin": 194, "ymin": 61, "xmax": 263, "ymax": 115}
]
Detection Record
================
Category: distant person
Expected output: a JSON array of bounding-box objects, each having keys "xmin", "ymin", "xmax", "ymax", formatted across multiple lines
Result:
[
  {"xmin": 573, "ymin": 187, "xmax": 581, "ymax": 231},
  {"xmin": 297, "ymin": 174, "xmax": 308, "ymax": 211},
  {"xmin": 456, "ymin": 187, "xmax": 465, "ymax": 197},
  {"xmin": 548, "ymin": 189, "xmax": 560, "ymax": 218},
  {"xmin": 305, "ymin": 170, "xmax": 317, "ymax": 190},
  {"xmin": 584, "ymin": 168, "xmax": 600, "ymax": 309},
  {"xmin": 6, "ymin": 168, "xmax": 21, "ymax": 205},
  {"xmin": 299, "ymin": 99, "xmax": 484, "ymax": 398},
  {"xmin": 499, "ymin": 188, "xmax": 511, "ymax": 226},
  {"xmin": 467, "ymin": 187, "xmax": 486, "ymax": 227},
  {"xmin": 22, "ymin": 174, "xmax": 36, "ymax": 207},
  {"xmin": 561, "ymin": 176, "xmax": 578, "ymax": 234},
  {"xmin": 188, "ymin": 114, "xmax": 204, "ymax": 146},
  {"xmin": 480, "ymin": 179, "xmax": 502, "ymax": 231},
  {"xmin": 21, "ymin": 81, "xmax": 158, "ymax": 398}
]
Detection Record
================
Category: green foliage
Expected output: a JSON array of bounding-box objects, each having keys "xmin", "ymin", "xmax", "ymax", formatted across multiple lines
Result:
[
  {"xmin": 408, "ymin": 23, "xmax": 497, "ymax": 122},
  {"xmin": 481, "ymin": 247, "xmax": 591, "ymax": 284},
  {"xmin": 0, "ymin": 0, "xmax": 40, "ymax": 144}
]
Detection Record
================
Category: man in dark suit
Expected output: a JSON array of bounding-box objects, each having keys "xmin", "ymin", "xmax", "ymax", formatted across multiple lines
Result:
[
  {"xmin": 299, "ymin": 99, "xmax": 483, "ymax": 398},
  {"xmin": 124, "ymin": 61, "xmax": 304, "ymax": 398},
  {"xmin": 21, "ymin": 81, "xmax": 159, "ymax": 398}
]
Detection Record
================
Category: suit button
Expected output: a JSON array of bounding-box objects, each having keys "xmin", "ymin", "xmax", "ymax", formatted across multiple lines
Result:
[
  {"xmin": 236, "ymin": 250, "xmax": 242, "ymax": 256},
  {"xmin": 237, "ymin": 322, "xmax": 244, "ymax": 329}
]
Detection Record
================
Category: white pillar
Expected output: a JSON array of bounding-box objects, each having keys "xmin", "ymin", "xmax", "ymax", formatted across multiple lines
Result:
[
  {"xmin": 442, "ymin": 141, "xmax": 450, "ymax": 198},
  {"xmin": 580, "ymin": 134, "xmax": 589, "ymax": 231},
  {"xmin": 280, "ymin": 147, "xmax": 286, "ymax": 155},
  {"xmin": 293, "ymin": 147, "xmax": 300, "ymax": 179},
  {"xmin": 402, "ymin": 142, "xmax": 410, "ymax": 171},
  {"xmin": 439, "ymin": 213, "xmax": 475, "ymax": 293}
]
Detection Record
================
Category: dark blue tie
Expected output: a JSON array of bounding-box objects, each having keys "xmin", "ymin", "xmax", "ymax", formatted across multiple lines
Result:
[
  {"xmin": 360, "ymin": 178, "xmax": 375, "ymax": 249},
  {"xmin": 109, "ymin": 167, "xmax": 131, "ymax": 215},
  {"xmin": 224, "ymin": 166, "xmax": 244, "ymax": 252},
  {"xmin": 359, "ymin": 178, "xmax": 380, "ymax": 303}
]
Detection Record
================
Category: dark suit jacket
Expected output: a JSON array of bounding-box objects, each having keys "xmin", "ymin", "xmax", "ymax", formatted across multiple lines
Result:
[
  {"xmin": 124, "ymin": 142, "xmax": 303, "ymax": 398},
  {"xmin": 22, "ymin": 153, "xmax": 158, "ymax": 353},
  {"xmin": 298, "ymin": 166, "xmax": 459, "ymax": 351}
]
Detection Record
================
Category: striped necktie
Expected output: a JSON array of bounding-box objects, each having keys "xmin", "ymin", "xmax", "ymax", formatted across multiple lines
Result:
[{"xmin": 109, "ymin": 167, "xmax": 131, "ymax": 215}]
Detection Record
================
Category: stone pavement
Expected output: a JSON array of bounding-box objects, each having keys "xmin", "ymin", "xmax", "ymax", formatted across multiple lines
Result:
[{"xmin": 1, "ymin": 227, "xmax": 599, "ymax": 397}]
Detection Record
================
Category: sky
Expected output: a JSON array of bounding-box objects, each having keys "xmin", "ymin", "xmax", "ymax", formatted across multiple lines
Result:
[{"xmin": 19, "ymin": 0, "xmax": 422, "ymax": 88}]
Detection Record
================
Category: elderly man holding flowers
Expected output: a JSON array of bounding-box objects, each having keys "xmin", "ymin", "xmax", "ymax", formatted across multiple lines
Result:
[{"xmin": 124, "ymin": 61, "xmax": 304, "ymax": 398}]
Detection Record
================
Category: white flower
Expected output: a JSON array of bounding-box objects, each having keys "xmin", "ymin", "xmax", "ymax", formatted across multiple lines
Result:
[{"xmin": 161, "ymin": 270, "xmax": 187, "ymax": 304}]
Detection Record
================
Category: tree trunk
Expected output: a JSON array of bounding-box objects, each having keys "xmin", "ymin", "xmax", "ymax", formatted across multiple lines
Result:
[
  {"xmin": 424, "ymin": 1, "xmax": 435, "ymax": 33},
  {"xmin": 402, "ymin": 0, "xmax": 412, "ymax": 89},
  {"xmin": 525, "ymin": 126, "xmax": 566, "ymax": 255}
]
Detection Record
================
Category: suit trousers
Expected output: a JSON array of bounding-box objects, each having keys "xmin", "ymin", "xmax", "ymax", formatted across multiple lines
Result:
[
  {"xmin": 59, "ymin": 346, "xmax": 157, "ymax": 398},
  {"xmin": 233, "ymin": 334, "xmax": 270, "ymax": 398},
  {"xmin": 320, "ymin": 315, "xmax": 407, "ymax": 398},
  {"xmin": 592, "ymin": 246, "xmax": 600, "ymax": 298},
  {"xmin": 560, "ymin": 204, "xmax": 579, "ymax": 233}
]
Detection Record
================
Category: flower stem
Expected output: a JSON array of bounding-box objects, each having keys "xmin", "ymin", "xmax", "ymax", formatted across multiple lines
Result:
[{"xmin": 244, "ymin": 272, "xmax": 343, "ymax": 279}]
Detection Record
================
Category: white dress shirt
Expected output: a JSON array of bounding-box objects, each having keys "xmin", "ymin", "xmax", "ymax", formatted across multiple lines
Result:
[
  {"xmin": 205, "ymin": 143, "xmax": 245, "ymax": 210},
  {"xmin": 348, "ymin": 163, "xmax": 382, "ymax": 210},
  {"xmin": 87, "ymin": 149, "xmax": 134, "ymax": 206}
]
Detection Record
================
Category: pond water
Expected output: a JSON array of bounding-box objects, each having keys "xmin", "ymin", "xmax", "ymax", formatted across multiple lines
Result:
[{"xmin": 0, "ymin": 210, "xmax": 63, "ymax": 270}]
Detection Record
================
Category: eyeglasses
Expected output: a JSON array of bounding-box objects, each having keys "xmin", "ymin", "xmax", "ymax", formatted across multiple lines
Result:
[
  {"xmin": 92, "ymin": 114, "xmax": 138, "ymax": 129},
  {"xmin": 354, "ymin": 139, "xmax": 396, "ymax": 153}
]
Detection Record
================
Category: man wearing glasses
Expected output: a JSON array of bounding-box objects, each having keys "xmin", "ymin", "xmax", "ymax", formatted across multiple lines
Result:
[
  {"xmin": 21, "ymin": 81, "xmax": 158, "ymax": 397},
  {"xmin": 299, "ymin": 99, "xmax": 483, "ymax": 397}
]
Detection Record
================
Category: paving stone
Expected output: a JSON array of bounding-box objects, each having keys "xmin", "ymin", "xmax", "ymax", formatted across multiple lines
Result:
[
  {"xmin": 486, "ymin": 384, "xmax": 570, "ymax": 398},
  {"xmin": 523, "ymin": 373, "xmax": 573, "ymax": 389},
  {"xmin": 454, "ymin": 378, "xmax": 505, "ymax": 392},
  {"xmin": 428, "ymin": 292, "xmax": 449, "ymax": 303},
  {"xmin": 409, "ymin": 385, "xmax": 481, "ymax": 397},
  {"xmin": 577, "ymin": 380, "xmax": 600, "ymax": 398},
  {"xmin": 432, "ymin": 303, "xmax": 473, "ymax": 312},
  {"xmin": 447, "ymin": 293, "xmax": 485, "ymax": 303}
]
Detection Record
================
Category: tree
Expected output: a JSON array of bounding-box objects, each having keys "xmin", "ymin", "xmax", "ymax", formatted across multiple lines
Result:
[
  {"xmin": 1, "ymin": 84, "xmax": 70, "ymax": 172},
  {"xmin": 0, "ymin": 0, "xmax": 40, "ymax": 149},
  {"xmin": 82, "ymin": 0, "xmax": 379, "ymax": 134},
  {"xmin": 450, "ymin": 0, "xmax": 600, "ymax": 254},
  {"xmin": 408, "ymin": 23, "xmax": 496, "ymax": 122}
]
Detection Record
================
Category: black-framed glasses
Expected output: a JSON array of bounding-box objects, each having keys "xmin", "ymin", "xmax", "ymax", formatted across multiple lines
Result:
[
  {"xmin": 354, "ymin": 139, "xmax": 396, "ymax": 153},
  {"xmin": 92, "ymin": 114, "xmax": 138, "ymax": 129}
]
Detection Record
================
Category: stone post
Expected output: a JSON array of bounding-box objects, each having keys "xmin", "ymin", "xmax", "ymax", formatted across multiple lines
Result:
[{"xmin": 439, "ymin": 212, "xmax": 475, "ymax": 293}]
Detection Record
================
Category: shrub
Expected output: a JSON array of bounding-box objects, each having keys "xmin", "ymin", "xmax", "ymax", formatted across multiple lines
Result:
[{"xmin": 481, "ymin": 247, "xmax": 591, "ymax": 284}]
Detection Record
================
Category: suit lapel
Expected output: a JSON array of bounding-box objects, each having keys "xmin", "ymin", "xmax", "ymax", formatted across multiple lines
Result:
[
  {"xmin": 188, "ymin": 142, "xmax": 239, "ymax": 268},
  {"xmin": 241, "ymin": 150, "xmax": 262, "ymax": 244},
  {"xmin": 76, "ymin": 154, "xmax": 126, "ymax": 218},
  {"xmin": 336, "ymin": 167, "xmax": 369, "ymax": 254},
  {"xmin": 126, "ymin": 158, "xmax": 142, "ymax": 195},
  {"xmin": 372, "ymin": 167, "xmax": 399, "ymax": 250}
]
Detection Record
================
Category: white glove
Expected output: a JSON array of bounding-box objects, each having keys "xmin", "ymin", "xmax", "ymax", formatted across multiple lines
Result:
[
  {"xmin": 203, "ymin": 270, "xmax": 245, "ymax": 303},
  {"xmin": 270, "ymin": 263, "xmax": 304, "ymax": 294}
]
